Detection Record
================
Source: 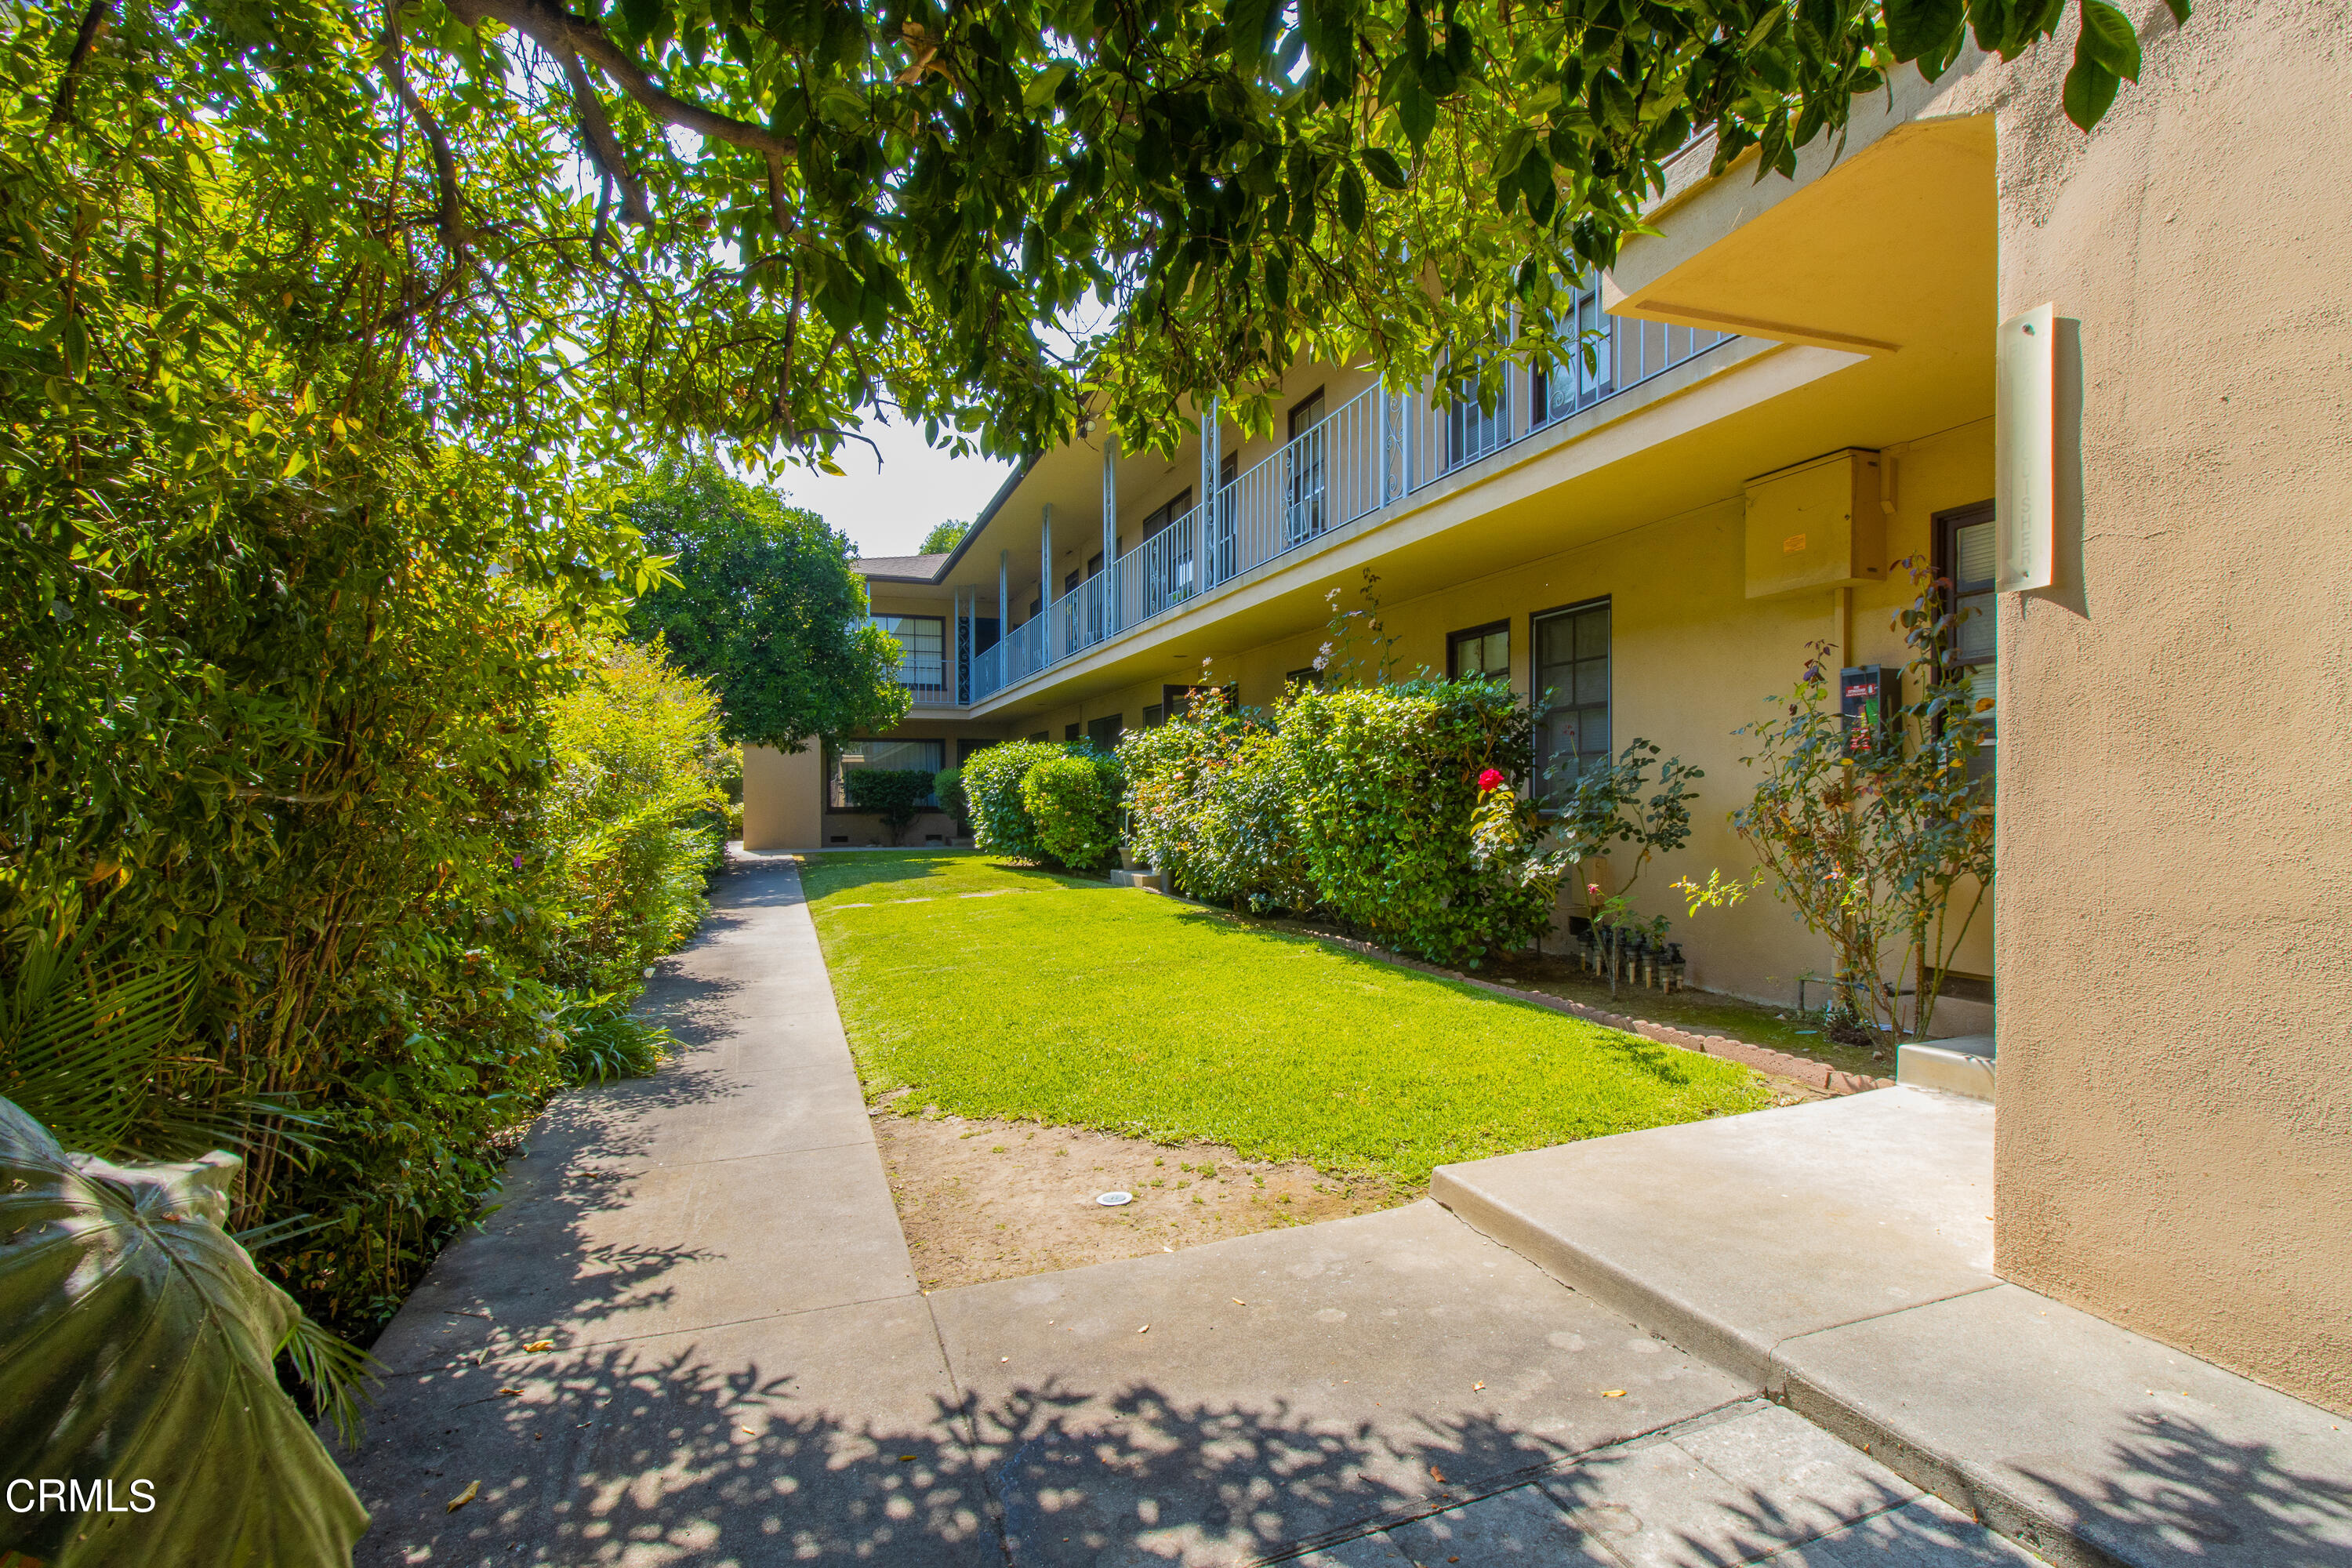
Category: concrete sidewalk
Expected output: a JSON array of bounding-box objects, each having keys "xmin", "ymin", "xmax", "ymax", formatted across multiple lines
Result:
[
  {"xmin": 335, "ymin": 860, "xmax": 2041, "ymax": 1566},
  {"xmin": 1434, "ymin": 1091, "xmax": 2352, "ymax": 1568}
]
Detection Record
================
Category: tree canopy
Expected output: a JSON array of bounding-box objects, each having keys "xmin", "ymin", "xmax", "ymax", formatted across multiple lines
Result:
[
  {"xmin": 13, "ymin": 0, "xmax": 2172, "ymax": 489},
  {"xmin": 625, "ymin": 457, "xmax": 911, "ymax": 749},
  {"xmin": 920, "ymin": 517, "xmax": 970, "ymax": 554}
]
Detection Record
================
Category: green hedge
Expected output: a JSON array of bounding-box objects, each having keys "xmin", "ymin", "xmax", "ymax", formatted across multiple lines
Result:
[
  {"xmin": 960, "ymin": 739, "xmax": 1069, "ymax": 861},
  {"xmin": 933, "ymin": 766, "xmax": 968, "ymax": 830},
  {"xmin": 1019, "ymin": 751, "xmax": 1125, "ymax": 870},
  {"xmin": 842, "ymin": 766, "xmax": 936, "ymax": 844},
  {"xmin": 1117, "ymin": 677, "xmax": 1557, "ymax": 965}
]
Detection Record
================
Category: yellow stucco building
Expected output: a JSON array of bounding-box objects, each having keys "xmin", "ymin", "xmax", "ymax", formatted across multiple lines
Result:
[{"xmin": 746, "ymin": 0, "xmax": 2349, "ymax": 1415}]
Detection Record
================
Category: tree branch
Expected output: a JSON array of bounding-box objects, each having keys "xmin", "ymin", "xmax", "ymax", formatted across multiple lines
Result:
[
  {"xmin": 554, "ymin": 45, "xmax": 652, "ymax": 223},
  {"xmin": 446, "ymin": 0, "xmax": 800, "ymax": 169},
  {"xmin": 379, "ymin": 5, "xmax": 467, "ymax": 260},
  {"xmin": 49, "ymin": 0, "xmax": 112, "ymax": 126}
]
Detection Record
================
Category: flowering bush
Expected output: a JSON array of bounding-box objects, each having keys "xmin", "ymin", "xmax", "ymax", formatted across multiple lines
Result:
[
  {"xmin": 1020, "ymin": 750, "xmax": 1125, "ymax": 869},
  {"xmin": 1122, "ymin": 706, "xmax": 1317, "ymax": 913},
  {"xmin": 1675, "ymin": 560, "xmax": 1994, "ymax": 1043}
]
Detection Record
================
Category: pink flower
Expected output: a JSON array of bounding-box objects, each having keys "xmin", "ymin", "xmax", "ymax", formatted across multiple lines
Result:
[{"xmin": 1477, "ymin": 768, "xmax": 1506, "ymax": 793}]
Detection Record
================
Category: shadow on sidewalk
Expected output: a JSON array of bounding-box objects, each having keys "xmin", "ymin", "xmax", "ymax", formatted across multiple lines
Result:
[
  {"xmin": 2009, "ymin": 1410, "xmax": 2352, "ymax": 1565},
  {"xmin": 350, "ymin": 1329, "xmax": 1619, "ymax": 1567}
]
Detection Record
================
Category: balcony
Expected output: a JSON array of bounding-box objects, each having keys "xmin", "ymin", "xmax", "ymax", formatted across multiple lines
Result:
[{"xmin": 965, "ymin": 314, "xmax": 1733, "ymax": 705}]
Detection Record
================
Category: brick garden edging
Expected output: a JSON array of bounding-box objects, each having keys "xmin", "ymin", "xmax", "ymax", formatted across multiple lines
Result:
[{"xmin": 1263, "ymin": 920, "xmax": 1893, "ymax": 1097}]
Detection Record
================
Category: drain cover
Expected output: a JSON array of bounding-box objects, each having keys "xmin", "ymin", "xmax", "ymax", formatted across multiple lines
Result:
[{"xmin": 1095, "ymin": 1191, "xmax": 1133, "ymax": 1207}]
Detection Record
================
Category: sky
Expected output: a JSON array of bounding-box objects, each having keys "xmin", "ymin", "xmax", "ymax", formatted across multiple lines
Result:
[{"xmin": 768, "ymin": 418, "xmax": 1017, "ymax": 561}]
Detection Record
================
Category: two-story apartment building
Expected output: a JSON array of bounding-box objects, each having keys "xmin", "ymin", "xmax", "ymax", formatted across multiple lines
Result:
[
  {"xmin": 746, "ymin": 126, "xmax": 2001, "ymax": 1030},
  {"xmin": 746, "ymin": 1, "xmax": 2349, "ymax": 1416}
]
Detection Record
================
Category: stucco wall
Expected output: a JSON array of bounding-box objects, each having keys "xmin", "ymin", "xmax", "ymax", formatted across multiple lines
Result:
[
  {"xmin": 742, "ymin": 742, "xmax": 822, "ymax": 851},
  {"xmin": 1014, "ymin": 415, "xmax": 1996, "ymax": 1021},
  {"xmin": 1991, "ymin": 0, "xmax": 2352, "ymax": 1413}
]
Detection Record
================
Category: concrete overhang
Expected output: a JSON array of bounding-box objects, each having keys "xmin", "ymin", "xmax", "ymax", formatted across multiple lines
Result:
[
  {"xmin": 1607, "ymin": 51, "xmax": 1998, "ymax": 363},
  {"xmin": 969, "ymin": 334, "xmax": 1895, "ymax": 722}
]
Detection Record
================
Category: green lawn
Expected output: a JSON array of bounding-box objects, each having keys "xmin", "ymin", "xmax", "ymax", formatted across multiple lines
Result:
[
  {"xmin": 1481, "ymin": 957, "xmax": 1893, "ymax": 1080},
  {"xmin": 800, "ymin": 851, "xmax": 1769, "ymax": 1187}
]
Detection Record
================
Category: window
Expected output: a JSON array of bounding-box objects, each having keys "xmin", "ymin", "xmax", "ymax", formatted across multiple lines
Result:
[
  {"xmin": 1448, "ymin": 621, "xmax": 1509, "ymax": 681},
  {"xmin": 1284, "ymin": 387, "xmax": 1327, "ymax": 546},
  {"xmin": 1139, "ymin": 488, "xmax": 1197, "ymax": 609},
  {"xmin": 1140, "ymin": 488, "xmax": 1193, "ymax": 538},
  {"xmin": 1028, "ymin": 731, "xmax": 1050, "ymax": 743},
  {"xmin": 1284, "ymin": 666, "xmax": 1327, "ymax": 695},
  {"xmin": 956, "ymin": 739, "xmax": 996, "ymax": 764},
  {"xmin": 1530, "ymin": 277, "xmax": 1616, "ymax": 426},
  {"xmin": 1532, "ymin": 600, "xmax": 1610, "ymax": 803},
  {"xmin": 1444, "ymin": 378, "xmax": 1506, "ymax": 470},
  {"xmin": 1086, "ymin": 713, "xmax": 1123, "ymax": 749},
  {"xmin": 1065, "ymin": 722, "xmax": 1080, "ymax": 742},
  {"xmin": 1206, "ymin": 452, "xmax": 1243, "ymax": 583},
  {"xmin": 827, "ymin": 738, "xmax": 945, "ymax": 810},
  {"xmin": 1287, "ymin": 387, "xmax": 1327, "ymax": 441},
  {"xmin": 868, "ymin": 615, "xmax": 946, "ymax": 695},
  {"xmin": 1142, "ymin": 702, "xmax": 1165, "ymax": 729},
  {"xmin": 1164, "ymin": 682, "xmax": 1240, "ymax": 720},
  {"xmin": 1936, "ymin": 500, "xmax": 1998, "ymax": 780}
]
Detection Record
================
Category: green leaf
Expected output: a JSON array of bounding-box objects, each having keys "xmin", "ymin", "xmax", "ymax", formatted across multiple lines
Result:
[
  {"xmin": 1338, "ymin": 165, "xmax": 1367, "ymax": 233},
  {"xmin": 2074, "ymin": 0, "xmax": 2141, "ymax": 79},
  {"xmin": 0, "ymin": 1098, "xmax": 372, "ymax": 1567},
  {"xmin": 1361, "ymin": 146, "xmax": 1409, "ymax": 189},
  {"xmin": 1396, "ymin": 81, "xmax": 1438, "ymax": 148},
  {"xmin": 2063, "ymin": 55, "xmax": 2120, "ymax": 128},
  {"xmin": 1883, "ymin": 0, "xmax": 1965, "ymax": 62},
  {"xmin": 1225, "ymin": 0, "xmax": 1282, "ymax": 61}
]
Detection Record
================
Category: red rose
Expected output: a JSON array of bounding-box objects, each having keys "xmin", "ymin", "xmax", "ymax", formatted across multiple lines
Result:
[{"xmin": 1478, "ymin": 768, "xmax": 1506, "ymax": 793}]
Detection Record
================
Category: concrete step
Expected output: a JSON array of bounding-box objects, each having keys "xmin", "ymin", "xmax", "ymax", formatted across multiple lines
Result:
[
  {"xmin": 1900, "ymin": 1033, "xmax": 1997, "ymax": 1102},
  {"xmin": 1430, "ymin": 1090, "xmax": 2352, "ymax": 1568}
]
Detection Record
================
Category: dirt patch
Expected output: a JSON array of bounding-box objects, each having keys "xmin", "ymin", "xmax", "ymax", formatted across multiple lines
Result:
[{"xmin": 869, "ymin": 1100, "xmax": 1410, "ymax": 1292}]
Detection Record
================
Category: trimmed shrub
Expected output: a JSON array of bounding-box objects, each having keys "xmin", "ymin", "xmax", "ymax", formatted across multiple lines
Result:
[
  {"xmin": 1122, "ymin": 716, "xmax": 1316, "ymax": 913},
  {"xmin": 842, "ymin": 767, "xmax": 935, "ymax": 844},
  {"xmin": 933, "ymin": 766, "xmax": 967, "ymax": 832},
  {"xmin": 1281, "ymin": 679, "xmax": 1556, "ymax": 966},
  {"xmin": 1020, "ymin": 750, "xmax": 1125, "ymax": 869},
  {"xmin": 960, "ymin": 739, "xmax": 1068, "ymax": 860}
]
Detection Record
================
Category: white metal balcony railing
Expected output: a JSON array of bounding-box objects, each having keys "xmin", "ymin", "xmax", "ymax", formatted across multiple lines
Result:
[
  {"xmin": 894, "ymin": 653, "xmax": 951, "ymax": 702},
  {"xmin": 965, "ymin": 316, "xmax": 1734, "ymax": 704}
]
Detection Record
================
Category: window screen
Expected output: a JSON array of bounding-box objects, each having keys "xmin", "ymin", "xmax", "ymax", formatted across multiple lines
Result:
[
  {"xmin": 1448, "ymin": 622, "xmax": 1509, "ymax": 681},
  {"xmin": 1938, "ymin": 501, "xmax": 1998, "ymax": 780},
  {"xmin": 1532, "ymin": 601, "xmax": 1610, "ymax": 803},
  {"xmin": 867, "ymin": 615, "xmax": 946, "ymax": 694},
  {"xmin": 827, "ymin": 738, "xmax": 945, "ymax": 809}
]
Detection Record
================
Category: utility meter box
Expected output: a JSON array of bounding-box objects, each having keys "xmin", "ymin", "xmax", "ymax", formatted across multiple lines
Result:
[{"xmin": 1744, "ymin": 448, "xmax": 1885, "ymax": 598}]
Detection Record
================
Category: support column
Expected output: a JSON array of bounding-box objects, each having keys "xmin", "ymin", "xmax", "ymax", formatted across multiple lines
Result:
[
  {"xmin": 1101, "ymin": 434, "xmax": 1118, "ymax": 634},
  {"xmin": 1198, "ymin": 399, "xmax": 1219, "ymax": 508},
  {"xmin": 998, "ymin": 549, "xmax": 1009, "ymax": 641}
]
